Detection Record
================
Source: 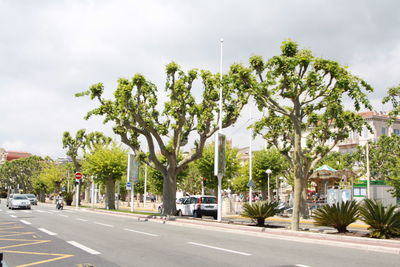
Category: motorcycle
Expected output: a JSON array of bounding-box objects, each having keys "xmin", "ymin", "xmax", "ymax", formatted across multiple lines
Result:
[{"xmin": 56, "ymin": 198, "xmax": 64, "ymax": 210}]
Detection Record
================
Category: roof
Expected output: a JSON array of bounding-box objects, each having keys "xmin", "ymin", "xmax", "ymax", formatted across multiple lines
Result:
[
  {"xmin": 6, "ymin": 151, "xmax": 31, "ymax": 161},
  {"xmin": 315, "ymin": 165, "xmax": 337, "ymax": 172}
]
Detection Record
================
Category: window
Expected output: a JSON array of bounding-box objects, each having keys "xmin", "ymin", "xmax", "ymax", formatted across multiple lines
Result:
[
  {"xmin": 362, "ymin": 127, "xmax": 369, "ymax": 138},
  {"xmin": 382, "ymin": 127, "xmax": 387, "ymax": 135},
  {"xmin": 394, "ymin": 129, "xmax": 400, "ymax": 136},
  {"xmin": 353, "ymin": 187, "xmax": 367, "ymax": 196}
]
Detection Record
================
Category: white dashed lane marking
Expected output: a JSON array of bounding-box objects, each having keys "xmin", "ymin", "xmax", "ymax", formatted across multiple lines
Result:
[
  {"xmin": 94, "ymin": 222, "xmax": 113, "ymax": 228},
  {"xmin": 38, "ymin": 228, "xmax": 57, "ymax": 236},
  {"xmin": 20, "ymin": 220, "xmax": 31, "ymax": 225},
  {"xmin": 67, "ymin": 241, "xmax": 101, "ymax": 255},
  {"xmin": 188, "ymin": 242, "xmax": 252, "ymax": 256},
  {"xmin": 124, "ymin": 228, "xmax": 159, "ymax": 237}
]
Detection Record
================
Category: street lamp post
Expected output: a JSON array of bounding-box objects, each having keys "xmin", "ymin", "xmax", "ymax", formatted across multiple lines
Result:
[{"xmin": 266, "ymin": 169, "xmax": 272, "ymax": 202}]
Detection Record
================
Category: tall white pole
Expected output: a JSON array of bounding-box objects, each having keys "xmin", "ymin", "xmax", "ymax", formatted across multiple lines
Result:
[
  {"xmin": 143, "ymin": 165, "xmax": 147, "ymax": 209},
  {"xmin": 76, "ymin": 181, "xmax": 79, "ymax": 208},
  {"xmin": 91, "ymin": 182, "xmax": 95, "ymax": 208},
  {"xmin": 366, "ymin": 141, "xmax": 371, "ymax": 199},
  {"xmin": 217, "ymin": 38, "xmax": 224, "ymax": 222},
  {"xmin": 249, "ymin": 100, "xmax": 253, "ymax": 204},
  {"xmin": 130, "ymin": 186, "xmax": 134, "ymax": 212},
  {"xmin": 267, "ymin": 173, "xmax": 271, "ymax": 202}
]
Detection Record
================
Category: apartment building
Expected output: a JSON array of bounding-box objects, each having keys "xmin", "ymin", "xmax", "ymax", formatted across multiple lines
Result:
[{"xmin": 334, "ymin": 111, "xmax": 400, "ymax": 153}]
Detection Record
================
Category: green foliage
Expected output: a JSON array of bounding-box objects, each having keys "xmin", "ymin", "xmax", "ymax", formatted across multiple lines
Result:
[
  {"xmin": 178, "ymin": 162, "xmax": 202, "ymax": 195},
  {"xmin": 241, "ymin": 201, "xmax": 278, "ymax": 226},
  {"xmin": 77, "ymin": 61, "xmax": 251, "ymax": 215},
  {"xmin": 252, "ymin": 149, "xmax": 290, "ymax": 192},
  {"xmin": 312, "ymin": 200, "xmax": 359, "ymax": 233},
  {"xmin": 81, "ymin": 142, "xmax": 127, "ymax": 210},
  {"xmin": 35, "ymin": 163, "xmax": 67, "ymax": 194},
  {"xmin": 317, "ymin": 152, "xmax": 356, "ymax": 171},
  {"xmin": 62, "ymin": 129, "xmax": 111, "ymax": 172},
  {"xmin": 232, "ymin": 162, "xmax": 250, "ymax": 193},
  {"xmin": 62, "ymin": 191, "xmax": 74, "ymax": 206},
  {"xmin": 0, "ymin": 156, "xmax": 44, "ymax": 193},
  {"xmin": 81, "ymin": 142, "xmax": 127, "ymax": 183},
  {"xmin": 353, "ymin": 136, "xmax": 400, "ymax": 197},
  {"xmin": 194, "ymin": 142, "xmax": 240, "ymax": 191},
  {"xmin": 382, "ymin": 84, "xmax": 400, "ymax": 122},
  {"xmin": 359, "ymin": 199, "xmax": 400, "ymax": 239},
  {"xmin": 238, "ymin": 39, "xmax": 373, "ymax": 230}
]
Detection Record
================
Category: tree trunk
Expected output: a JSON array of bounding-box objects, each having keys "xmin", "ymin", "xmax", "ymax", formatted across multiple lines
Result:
[
  {"xmin": 301, "ymin": 178, "xmax": 310, "ymax": 218},
  {"xmin": 162, "ymin": 171, "xmax": 177, "ymax": 215},
  {"xmin": 105, "ymin": 178, "xmax": 116, "ymax": 210},
  {"xmin": 291, "ymin": 117, "xmax": 303, "ymax": 231},
  {"xmin": 261, "ymin": 185, "xmax": 267, "ymax": 201}
]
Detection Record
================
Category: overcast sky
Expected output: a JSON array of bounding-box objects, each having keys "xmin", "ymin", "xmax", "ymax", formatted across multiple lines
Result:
[{"xmin": 1, "ymin": 0, "xmax": 399, "ymax": 159}]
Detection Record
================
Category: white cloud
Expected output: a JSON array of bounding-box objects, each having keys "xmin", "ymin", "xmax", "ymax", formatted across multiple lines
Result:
[{"xmin": 1, "ymin": 0, "xmax": 400, "ymax": 158}]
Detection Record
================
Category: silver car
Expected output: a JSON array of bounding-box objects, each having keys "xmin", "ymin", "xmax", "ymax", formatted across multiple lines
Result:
[
  {"xmin": 25, "ymin": 194, "xmax": 38, "ymax": 205},
  {"xmin": 9, "ymin": 194, "xmax": 31, "ymax": 210}
]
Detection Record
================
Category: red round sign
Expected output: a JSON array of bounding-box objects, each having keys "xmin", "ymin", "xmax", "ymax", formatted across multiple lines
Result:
[{"xmin": 75, "ymin": 172, "xmax": 82, "ymax": 179}]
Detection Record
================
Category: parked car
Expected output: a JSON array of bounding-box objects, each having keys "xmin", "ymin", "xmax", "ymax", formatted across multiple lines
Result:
[
  {"xmin": 158, "ymin": 197, "xmax": 189, "ymax": 214},
  {"xmin": 176, "ymin": 195, "xmax": 217, "ymax": 219},
  {"xmin": 25, "ymin": 194, "xmax": 38, "ymax": 205},
  {"xmin": 8, "ymin": 194, "xmax": 31, "ymax": 210},
  {"xmin": 6, "ymin": 194, "xmax": 14, "ymax": 207}
]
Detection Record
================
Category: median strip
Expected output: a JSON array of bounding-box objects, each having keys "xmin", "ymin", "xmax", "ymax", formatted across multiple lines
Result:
[
  {"xmin": 38, "ymin": 228, "xmax": 57, "ymax": 236},
  {"xmin": 188, "ymin": 242, "xmax": 252, "ymax": 256},
  {"xmin": 124, "ymin": 228, "xmax": 159, "ymax": 237},
  {"xmin": 67, "ymin": 241, "xmax": 101, "ymax": 255}
]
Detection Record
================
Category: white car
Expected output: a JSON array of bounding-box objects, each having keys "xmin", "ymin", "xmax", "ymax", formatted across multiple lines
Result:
[
  {"xmin": 9, "ymin": 194, "xmax": 31, "ymax": 210},
  {"xmin": 176, "ymin": 195, "xmax": 217, "ymax": 219}
]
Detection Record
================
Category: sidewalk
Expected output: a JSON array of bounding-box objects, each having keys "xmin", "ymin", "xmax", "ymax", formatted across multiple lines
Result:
[{"xmin": 62, "ymin": 204, "xmax": 400, "ymax": 255}]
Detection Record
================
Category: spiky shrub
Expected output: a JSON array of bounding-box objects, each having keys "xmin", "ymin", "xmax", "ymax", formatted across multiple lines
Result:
[
  {"xmin": 359, "ymin": 199, "xmax": 400, "ymax": 239},
  {"xmin": 312, "ymin": 200, "xmax": 359, "ymax": 233},
  {"xmin": 241, "ymin": 201, "xmax": 278, "ymax": 227}
]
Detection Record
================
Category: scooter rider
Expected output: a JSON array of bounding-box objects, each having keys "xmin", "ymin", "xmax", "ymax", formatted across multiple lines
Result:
[{"xmin": 56, "ymin": 194, "xmax": 64, "ymax": 210}]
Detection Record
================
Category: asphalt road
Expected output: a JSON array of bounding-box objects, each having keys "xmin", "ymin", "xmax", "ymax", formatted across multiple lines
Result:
[{"xmin": 1, "ymin": 201, "xmax": 399, "ymax": 267}]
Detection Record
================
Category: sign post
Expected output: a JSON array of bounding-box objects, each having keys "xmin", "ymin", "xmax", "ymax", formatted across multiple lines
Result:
[
  {"xmin": 214, "ymin": 133, "xmax": 226, "ymax": 222},
  {"xmin": 75, "ymin": 172, "xmax": 82, "ymax": 208},
  {"xmin": 127, "ymin": 154, "xmax": 139, "ymax": 212}
]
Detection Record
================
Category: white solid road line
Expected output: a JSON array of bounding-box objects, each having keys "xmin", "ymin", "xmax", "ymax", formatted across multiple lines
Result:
[
  {"xmin": 94, "ymin": 222, "xmax": 113, "ymax": 228},
  {"xmin": 124, "ymin": 228, "xmax": 159, "ymax": 237},
  {"xmin": 76, "ymin": 218, "xmax": 88, "ymax": 222},
  {"xmin": 20, "ymin": 220, "xmax": 32, "ymax": 225},
  {"xmin": 295, "ymin": 265, "xmax": 311, "ymax": 267},
  {"xmin": 67, "ymin": 241, "xmax": 101, "ymax": 255},
  {"xmin": 10, "ymin": 215, "xmax": 17, "ymax": 218},
  {"xmin": 38, "ymin": 228, "xmax": 57, "ymax": 236},
  {"xmin": 188, "ymin": 242, "xmax": 252, "ymax": 256}
]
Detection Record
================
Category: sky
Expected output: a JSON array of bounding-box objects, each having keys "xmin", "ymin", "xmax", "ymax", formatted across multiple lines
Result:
[{"xmin": 1, "ymin": 0, "xmax": 400, "ymax": 159}]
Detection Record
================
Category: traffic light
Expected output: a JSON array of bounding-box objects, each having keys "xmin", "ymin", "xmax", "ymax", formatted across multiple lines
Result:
[{"xmin": 203, "ymin": 177, "xmax": 207, "ymax": 186}]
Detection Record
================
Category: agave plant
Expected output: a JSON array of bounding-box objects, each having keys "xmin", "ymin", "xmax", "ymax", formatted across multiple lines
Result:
[
  {"xmin": 359, "ymin": 199, "xmax": 400, "ymax": 239},
  {"xmin": 241, "ymin": 201, "xmax": 278, "ymax": 227},
  {"xmin": 312, "ymin": 200, "xmax": 359, "ymax": 233}
]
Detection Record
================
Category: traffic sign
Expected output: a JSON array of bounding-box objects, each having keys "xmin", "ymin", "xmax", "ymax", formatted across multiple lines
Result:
[
  {"xmin": 126, "ymin": 182, "xmax": 132, "ymax": 190},
  {"xmin": 75, "ymin": 172, "xmax": 82, "ymax": 179},
  {"xmin": 247, "ymin": 179, "xmax": 255, "ymax": 188}
]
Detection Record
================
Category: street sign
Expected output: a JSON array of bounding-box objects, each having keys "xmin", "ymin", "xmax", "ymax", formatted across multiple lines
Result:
[
  {"xmin": 214, "ymin": 133, "xmax": 226, "ymax": 178},
  {"xmin": 247, "ymin": 179, "xmax": 255, "ymax": 188},
  {"xmin": 61, "ymin": 186, "xmax": 66, "ymax": 192},
  {"xmin": 126, "ymin": 182, "xmax": 132, "ymax": 190},
  {"xmin": 127, "ymin": 154, "xmax": 139, "ymax": 183},
  {"xmin": 75, "ymin": 172, "xmax": 82, "ymax": 180}
]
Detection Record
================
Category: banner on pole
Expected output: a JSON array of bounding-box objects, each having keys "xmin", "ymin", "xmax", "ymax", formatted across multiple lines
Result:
[
  {"xmin": 214, "ymin": 133, "xmax": 226, "ymax": 177},
  {"xmin": 127, "ymin": 154, "xmax": 139, "ymax": 183}
]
